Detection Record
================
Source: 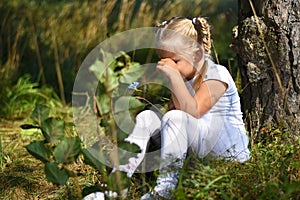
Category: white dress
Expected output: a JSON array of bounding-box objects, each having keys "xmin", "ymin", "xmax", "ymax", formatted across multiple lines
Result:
[{"xmin": 184, "ymin": 59, "xmax": 250, "ymax": 161}]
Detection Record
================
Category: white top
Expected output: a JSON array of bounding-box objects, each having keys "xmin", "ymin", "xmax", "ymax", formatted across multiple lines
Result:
[{"xmin": 185, "ymin": 59, "xmax": 250, "ymax": 159}]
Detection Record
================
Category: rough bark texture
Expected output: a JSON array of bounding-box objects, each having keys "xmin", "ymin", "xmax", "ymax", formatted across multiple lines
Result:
[{"xmin": 233, "ymin": 0, "xmax": 300, "ymax": 141}]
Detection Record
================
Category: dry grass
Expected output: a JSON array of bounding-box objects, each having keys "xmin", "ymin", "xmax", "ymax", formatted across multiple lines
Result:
[{"xmin": 0, "ymin": 119, "xmax": 100, "ymax": 200}]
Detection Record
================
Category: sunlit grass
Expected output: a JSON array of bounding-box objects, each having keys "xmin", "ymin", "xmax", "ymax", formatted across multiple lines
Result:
[{"xmin": 0, "ymin": 94, "xmax": 299, "ymax": 199}]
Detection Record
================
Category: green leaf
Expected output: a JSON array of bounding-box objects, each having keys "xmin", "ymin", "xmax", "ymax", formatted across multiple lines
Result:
[
  {"xmin": 113, "ymin": 96, "xmax": 144, "ymax": 113},
  {"xmin": 117, "ymin": 142, "xmax": 141, "ymax": 165},
  {"xmin": 118, "ymin": 142, "xmax": 140, "ymax": 154},
  {"xmin": 30, "ymin": 104, "xmax": 50, "ymax": 126},
  {"xmin": 82, "ymin": 144, "xmax": 111, "ymax": 172},
  {"xmin": 119, "ymin": 62, "xmax": 145, "ymax": 84},
  {"xmin": 101, "ymin": 49, "xmax": 117, "ymax": 71},
  {"xmin": 96, "ymin": 94, "xmax": 110, "ymax": 115},
  {"xmin": 54, "ymin": 137, "xmax": 81, "ymax": 164},
  {"xmin": 105, "ymin": 67, "xmax": 119, "ymax": 92},
  {"xmin": 89, "ymin": 58, "xmax": 107, "ymax": 81},
  {"xmin": 90, "ymin": 57, "xmax": 119, "ymax": 93},
  {"xmin": 113, "ymin": 112, "xmax": 135, "ymax": 134},
  {"xmin": 89, "ymin": 49, "xmax": 118, "ymax": 89},
  {"xmin": 21, "ymin": 128, "xmax": 41, "ymax": 136},
  {"xmin": 44, "ymin": 162, "xmax": 69, "ymax": 185},
  {"xmin": 113, "ymin": 96, "xmax": 144, "ymax": 133},
  {"xmin": 41, "ymin": 118, "xmax": 65, "ymax": 143},
  {"xmin": 26, "ymin": 141, "xmax": 51, "ymax": 163}
]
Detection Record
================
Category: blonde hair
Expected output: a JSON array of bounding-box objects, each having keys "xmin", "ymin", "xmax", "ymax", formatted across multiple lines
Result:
[{"xmin": 156, "ymin": 17, "xmax": 211, "ymax": 90}]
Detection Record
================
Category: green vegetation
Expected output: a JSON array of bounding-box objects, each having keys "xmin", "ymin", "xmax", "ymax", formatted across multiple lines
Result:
[
  {"xmin": 0, "ymin": 0, "xmax": 238, "ymax": 102},
  {"xmin": 0, "ymin": 0, "xmax": 299, "ymax": 199},
  {"xmin": 1, "ymin": 108, "xmax": 300, "ymax": 199},
  {"xmin": 175, "ymin": 130, "xmax": 300, "ymax": 199}
]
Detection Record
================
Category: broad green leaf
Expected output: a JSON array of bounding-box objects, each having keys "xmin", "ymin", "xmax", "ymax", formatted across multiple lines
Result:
[
  {"xmin": 82, "ymin": 147, "xmax": 108, "ymax": 173},
  {"xmin": 118, "ymin": 142, "xmax": 140, "ymax": 154},
  {"xmin": 104, "ymin": 67, "xmax": 119, "ymax": 92},
  {"xmin": 82, "ymin": 148, "xmax": 105, "ymax": 172},
  {"xmin": 21, "ymin": 128, "xmax": 41, "ymax": 136},
  {"xmin": 113, "ymin": 112, "xmax": 134, "ymax": 134},
  {"xmin": 41, "ymin": 118, "xmax": 65, "ymax": 143},
  {"xmin": 54, "ymin": 137, "xmax": 81, "ymax": 164},
  {"xmin": 119, "ymin": 63, "xmax": 145, "ymax": 84},
  {"xmin": 113, "ymin": 96, "xmax": 144, "ymax": 133},
  {"xmin": 90, "ymin": 49, "xmax": 118, "ymax": 89},
  {"xmin": 26, "ymin": 141, "xmax": 51, "ymax": 163},
  {"xmin": 96, "ymin": 94, "xmax": 110, "ymax": 115},
  {"xmin": 44, "ymin": 162, "xmax": 69, "ymax": 185},
  {"xmin": 111, "ymin": 83, "xmax": 129, "ymax": 98},
  {"xmin": 101, "ymin": 49, "xmax": 117, "ymax": 71},
  {"xmin": 113, "ymin": 96, "xmax": 144, "ymax": 113},
  {"xmin": 89, "ymin": 58, "xmax": 107, "ymax": 81},
  {"xmin": 117, "ymin": 141, "xmax": 141, "ymax": 165},
  {"xmin": 116, "ymin": 130, "xmax": 130, "ymax": 142},
  {"xmin": 30, "ymin": 104, "xmax": 50, "ymax": 126}
]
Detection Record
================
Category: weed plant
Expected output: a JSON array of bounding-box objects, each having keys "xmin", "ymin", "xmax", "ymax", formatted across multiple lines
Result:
[
  {"xmin": 0, "ymin": 74, "xmax": 65, "ymax": 119},
  {"xmin": 172, "ymin": 127, "xmax": 300, "ymax": 199}
]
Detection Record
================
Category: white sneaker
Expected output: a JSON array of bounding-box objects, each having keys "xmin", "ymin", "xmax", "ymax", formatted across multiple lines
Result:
[{"xmin": 118, "ymin": 152, "xmax": 145, "ymax": 177}]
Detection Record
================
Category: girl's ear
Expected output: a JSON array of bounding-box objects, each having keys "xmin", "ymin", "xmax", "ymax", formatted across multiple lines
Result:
[{"xmin": 193, "ymin": 47, "xmax": 203, "ymax": 63}]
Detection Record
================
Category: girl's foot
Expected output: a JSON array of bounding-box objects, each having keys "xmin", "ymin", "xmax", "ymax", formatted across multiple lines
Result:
[{"xmin": 118, "ymin": 152, "xmax": 145, "ymax": 177}]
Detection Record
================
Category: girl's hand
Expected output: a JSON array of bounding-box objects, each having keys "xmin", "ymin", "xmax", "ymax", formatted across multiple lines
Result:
[{"xmin": 157, "ymin": 58, "xmax": 181, "ymax": 78}]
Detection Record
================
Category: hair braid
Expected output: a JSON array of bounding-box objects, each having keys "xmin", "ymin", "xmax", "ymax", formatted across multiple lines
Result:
[
  {"xmin": 193, "ymin": 17, "xmax": 211, "ymax": 55},
  {"xmin": 191, "ymin": 17, "xmax": 211, "ymax": 90}
]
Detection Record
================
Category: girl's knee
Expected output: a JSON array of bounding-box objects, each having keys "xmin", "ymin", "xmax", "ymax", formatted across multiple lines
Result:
[
  {"xmin": 137, "ymin": 110, "xmax": 155, "ymax": 119},
  {"xmin": 136, "ymin": 110, "xmax": 161, "ymax": 127},
  {"xmin": 162, "ymin": 110, "xmax": 186, "ymax": 123}
]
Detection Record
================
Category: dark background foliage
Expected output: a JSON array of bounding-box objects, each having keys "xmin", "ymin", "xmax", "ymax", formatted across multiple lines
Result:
[{"xmin": 0, "ymin": 0, "xmax": 238, "ymax": 103}]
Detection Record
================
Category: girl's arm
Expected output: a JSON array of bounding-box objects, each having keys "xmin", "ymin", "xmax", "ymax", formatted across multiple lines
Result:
[
  {"xmin": 169, "ymin": 93, "xmax": 180, "ymax": 110},
  {"xmin": 169, "ymin": 76, "xmax": 226, "ymax": 118},
  {"xmin": 157, "ymin": 59, "xmax": 227, "ymax": 118}
]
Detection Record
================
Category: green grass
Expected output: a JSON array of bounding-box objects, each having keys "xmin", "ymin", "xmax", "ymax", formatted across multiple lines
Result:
[
  {"xmin": 0, "ymin": 75, "xmax": 67, "ymax": 120},
  {"xmin": 0, "ymin": 113, "xmax": 299, "ymax": 199},
  {"xmin": 175, "ymin": 138, "xmax": 300, "ymax": 199}
]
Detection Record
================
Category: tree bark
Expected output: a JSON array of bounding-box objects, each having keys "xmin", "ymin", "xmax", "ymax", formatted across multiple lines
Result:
[{"xmin": 233, "ymin": 0, "xmax": 300, "ymax": 142}]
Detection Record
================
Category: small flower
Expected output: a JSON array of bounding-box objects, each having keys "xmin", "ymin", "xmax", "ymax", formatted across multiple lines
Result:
[{"xmin": 128, "ymin": 82, "xmax": 140, "ymax": 90}]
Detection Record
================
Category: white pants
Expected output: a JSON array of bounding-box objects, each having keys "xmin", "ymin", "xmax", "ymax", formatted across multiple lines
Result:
[
  {"xmin": 121, "ymin": 109, "xmax": 250, "ymax": 198},
  {"xmin": 122, "ymin": 109, "xmax": 201, "ymax": 174}
]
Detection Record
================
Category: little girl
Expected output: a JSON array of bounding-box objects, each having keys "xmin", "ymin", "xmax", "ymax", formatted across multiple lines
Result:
[{"xmin": 117, "ymin": 16, "xmax": 250, "ymax": 199}]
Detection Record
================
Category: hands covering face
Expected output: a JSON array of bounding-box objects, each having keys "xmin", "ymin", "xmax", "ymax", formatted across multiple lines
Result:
[{"xmin": 157, "ymin": 58, "xmax": 181, "ymax": 78}]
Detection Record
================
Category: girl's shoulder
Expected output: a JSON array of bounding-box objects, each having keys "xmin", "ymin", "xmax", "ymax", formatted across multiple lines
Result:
[
  {"xmin": 204, "ymin": 60, "xmax": 238, "ymax": 94},
  {"xmin": 204, "ymin": 59, "xmax": 232, "ymax": 83}
]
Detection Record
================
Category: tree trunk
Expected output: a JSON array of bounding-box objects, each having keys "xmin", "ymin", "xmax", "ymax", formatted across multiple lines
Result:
[{"xmin": 233, "ymin": 0, "xmax": 300, "ymax": 142}]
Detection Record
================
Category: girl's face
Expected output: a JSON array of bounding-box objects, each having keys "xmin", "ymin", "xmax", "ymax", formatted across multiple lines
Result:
[{"xmin": 158, "ymin": 50, "xmax": 198, "ymax": 80}]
